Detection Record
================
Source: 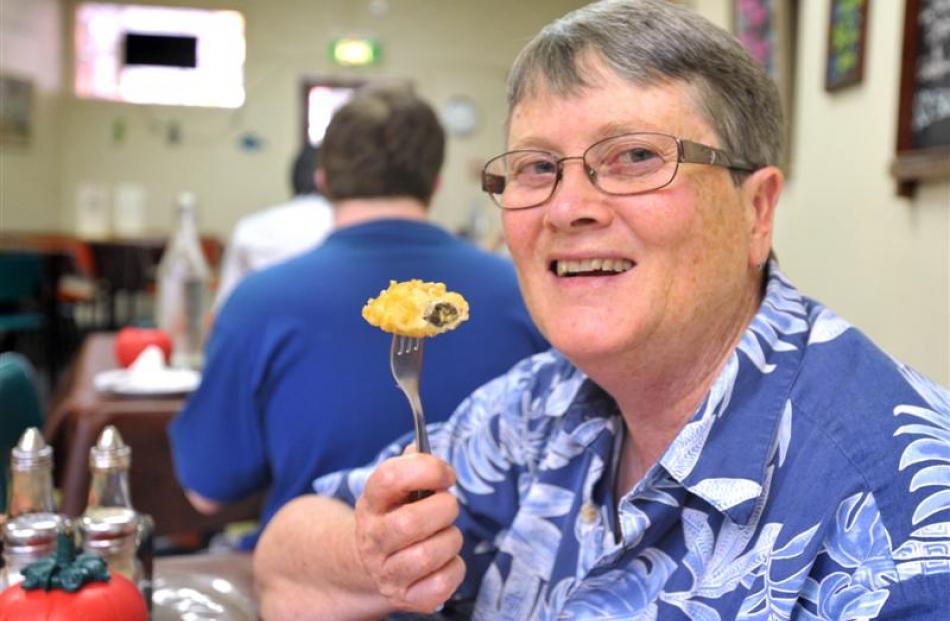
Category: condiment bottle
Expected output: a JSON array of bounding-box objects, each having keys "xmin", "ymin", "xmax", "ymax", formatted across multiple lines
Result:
[
  {"xmin": 1, "ymin": 428, "xmax": 70, "ymax": 589},
  {"xmin": 6, "ymin": 427, "xmax": 56, "ymax": 517},
  {"xmin": 155, "ymin": 191, "xmax": 211, "ymax": 370},
  {"xmin": 78, "ymin": 425, "xmax": 154, "ymax": 609},
  {"xmin": 1, "ymin": 513, "xmax": 71, "ymax": 589}
]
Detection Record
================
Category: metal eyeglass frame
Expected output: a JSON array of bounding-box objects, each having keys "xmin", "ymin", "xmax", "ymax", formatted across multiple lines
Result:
[{"xmin": 481, "ymin": 132, "xmax": 761, "ymax": 210}]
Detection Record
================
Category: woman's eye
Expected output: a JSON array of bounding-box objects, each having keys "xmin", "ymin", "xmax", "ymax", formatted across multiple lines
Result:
[
  {"xmin": 514, "ymin": 157, "xmax": 556, "ymax": 177},
  {"xmin": 622, "ymin": 147, "xmax": 658, "ymax": 163}
]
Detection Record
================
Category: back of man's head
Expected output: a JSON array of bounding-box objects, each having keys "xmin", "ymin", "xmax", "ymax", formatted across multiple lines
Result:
[
  {"xmin": 320, "ymin": 86, "xmax": 445, "ymax": 205},
  {"xmin": 291, "ymin": 144, "xmax": 320, "ymax": 196}
]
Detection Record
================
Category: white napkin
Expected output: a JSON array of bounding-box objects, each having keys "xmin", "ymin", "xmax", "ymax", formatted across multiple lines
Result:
[
  {"xmin": 95, "ymin": 344, "xmax": 200, "ymax": 395},
  {"xmin": 127, "ymin": 345, "xmax": 167, "ymax": 385}
]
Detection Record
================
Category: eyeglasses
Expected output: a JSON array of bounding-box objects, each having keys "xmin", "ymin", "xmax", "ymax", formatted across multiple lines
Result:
[{"xmin": 481, "ymin": 132, "xmax": 760, "ymax": 210}]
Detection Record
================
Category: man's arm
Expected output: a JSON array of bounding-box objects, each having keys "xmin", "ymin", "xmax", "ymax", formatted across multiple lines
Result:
[
  {"xmin": 254, "ymin": 453, "xmax": 465, "ymax": 621},
  {"xmin": 184, "ymin": 490, "xmax": 221, "ymax": 515}
]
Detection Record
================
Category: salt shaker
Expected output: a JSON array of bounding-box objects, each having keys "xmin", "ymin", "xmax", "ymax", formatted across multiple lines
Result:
[
  {"xmin": 6, "ymin": 427, "xmax": 56, "ymax": 517},
  {"xmin": 1, "ymin": 428, "xmax": 70, "ymax": 589},
  {"xmin": 79, "ymin": 426, "xmax": 154, "ymax": 608}
]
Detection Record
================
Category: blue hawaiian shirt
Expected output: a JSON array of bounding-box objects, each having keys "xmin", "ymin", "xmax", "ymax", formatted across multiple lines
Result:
[{"xmin": 314, "ymin": 263, "xmax": 950, "ymax": 620}]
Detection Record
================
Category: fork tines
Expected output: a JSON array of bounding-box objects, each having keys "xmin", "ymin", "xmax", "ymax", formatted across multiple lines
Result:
[{"xmin": 394, "ymin": 335, "xmax": 422, "ymax": 354}]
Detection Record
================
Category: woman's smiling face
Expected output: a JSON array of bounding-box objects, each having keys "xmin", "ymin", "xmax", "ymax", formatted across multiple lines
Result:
[{"xmin": 501, "ymin": 59, "xmax": 769, "ymax": 372}]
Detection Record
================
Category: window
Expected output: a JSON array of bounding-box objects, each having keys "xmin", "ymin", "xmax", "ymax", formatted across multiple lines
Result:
[
  {"xmin": 303, "ymin": 81, "xmax": 360, "ymax": 145},
  {"xmin": 74, "ymin": 2, "xmax": 245, "ymax": 108}
]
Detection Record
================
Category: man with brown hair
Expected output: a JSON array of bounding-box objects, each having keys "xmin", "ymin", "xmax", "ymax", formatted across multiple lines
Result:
[{"xmin": 168, "ymin": 86, "xmax": 547, "ymax": 550}]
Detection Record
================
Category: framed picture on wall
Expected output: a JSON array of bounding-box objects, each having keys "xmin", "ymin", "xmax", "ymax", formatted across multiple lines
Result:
[
  {"xmin": 891, "ymin": 0, "xmax": 950, "ymax": 197},
  {"xmin": 733, "ymin": 0, "xmax": 798, "ymax": 171},
  {"xmin": 0, "ymin": 75, "xmax": 33, "ymax": 147},
  {"xmin": 825, "ymin": 0, "xmax": 869, "ymax": 91}
]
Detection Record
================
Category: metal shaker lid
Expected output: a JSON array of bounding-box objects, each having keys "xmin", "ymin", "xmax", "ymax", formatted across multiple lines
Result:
[
  {"xmin": 79, "ymin": 507, "xmax": 139, "ymax": 540},
  {"xmin": 3, "ymin": 512, "xmax": 67, "ymax": 549},
  {"xmin": 89, "ymin": 425, "xmax": 131, "ymax": 470},
  {"xmin": 11, "ymin": 427, "xmax": 53, "ymax": 472}
]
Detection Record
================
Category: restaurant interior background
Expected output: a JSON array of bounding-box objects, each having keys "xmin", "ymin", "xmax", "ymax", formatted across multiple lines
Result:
[{"xmin": 1, "ymin": 0, "xmax": 948, "ymax": 393}]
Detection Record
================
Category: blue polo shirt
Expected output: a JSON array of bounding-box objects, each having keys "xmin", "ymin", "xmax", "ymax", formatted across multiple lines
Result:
[
  {"xmin": 170, "ymin": 219, "xmax": 548, "ymax": 548},
  {"xmin": 316, "ymin": 262, "xmax": 950, "ymax": 619}
]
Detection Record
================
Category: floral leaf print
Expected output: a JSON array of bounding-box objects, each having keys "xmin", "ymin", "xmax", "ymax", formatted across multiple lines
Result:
[
  {"xmin": 475, "ymin": 484, "xmax": 577, "ymax": 621},
  {"xmin": 735, "ymin": 523, "xmax": 820, "ymax": 621},
  {"xmin": 664, "ymin": 512, "xmax": 785, "ymax": 606},
  {"xmin": 886, "ymin": 389, "xmax": 950, "ymax": 583},
  {"xmin": 542, "ymin": 418, "xmax": 616, "ymax": 471},
  {"xmin": 909, "ymin": 465, "xmax": 950, "ymax": 492},
  {"xmin": 807, "ymin": 307, "xmax": 851, "ymax": 345},
  {"xmin": 680, "ymin": 508, "xmax": 716, "ymax": 580},
  {"xmin": 822, "ymin": 492, "xmax": 896, "ymax": 588},
  {"xmin": 894, "ymin": 360, "xmax": 950, "ymax": 414},
  {"xmin": 638, "ymin": 474, "xmax": 681, "ymax": 508},
  {"xmin": 689, "ymin": 478, "xmax": 762, "ymax": 513},
  {"xmin": 895, "ymin": 404, "xmax": 950, "ymax": 526},
  {"xmin": 554, "ymin": 549, "xmax": 677, "ymax": 620},
  {"xmin": 674, "ymin": 599, "xmax": 721, "ymax": 621},
  {"xmin": 662, "ymin": 357, "xmax": 739, "ymax": 482},
  {"xmin": 812, "ymin": 570, "xmax": 891, "ymax": 621},
  {"xmin": 911, "ymin": 490, "xmax": 950, "ymax": 526},
  {"xmin": 776, "ymin": 400, "xmax": 793, "ymax": 468},
  {"xmin": 737, "ymin": 268, "xmax": 808, "ymax": 373}
]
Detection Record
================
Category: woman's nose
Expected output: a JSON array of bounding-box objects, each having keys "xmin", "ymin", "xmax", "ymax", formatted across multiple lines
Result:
[{"xmin": 543, "ymin": 159, "xmax": 613, "ymax": 230}]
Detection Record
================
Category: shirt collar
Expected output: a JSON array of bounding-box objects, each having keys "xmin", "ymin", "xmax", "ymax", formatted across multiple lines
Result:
[
  {"xmin": 658, "ymin": 262, "xmax": 809, "ymax": 524},
  {"xmin": 551, "ymin": 263, "xmax": 810, "ymax": 525}
]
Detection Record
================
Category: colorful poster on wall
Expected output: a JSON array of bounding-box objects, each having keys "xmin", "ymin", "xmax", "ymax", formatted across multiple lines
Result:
[
  {"xmin": 825, "ymin": 0, "xmax": 869, "ymax": 91},
  {"xmin": 735, "ymin": 0, "xmax": 777, "ymax": 79}
]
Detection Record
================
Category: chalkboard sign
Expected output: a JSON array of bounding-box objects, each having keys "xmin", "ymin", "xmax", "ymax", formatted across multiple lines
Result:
[
  {"xmin": 892, "ymin": 0, "xmax": 950, "ymax": 196},
  {"xmin": 825, "ymin": 0, "xmax": 868, "ymax": 91}
]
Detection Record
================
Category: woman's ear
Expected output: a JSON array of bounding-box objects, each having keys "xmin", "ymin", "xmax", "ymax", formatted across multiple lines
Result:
[{"xmin": 742, "ymin": 165, "xmax": 784, "ymax": 268}]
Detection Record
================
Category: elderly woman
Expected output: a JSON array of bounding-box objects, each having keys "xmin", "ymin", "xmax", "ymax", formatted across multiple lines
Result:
[{"xmin": 254, "ymin": 1, "xmax": 950, "ymax": 619}]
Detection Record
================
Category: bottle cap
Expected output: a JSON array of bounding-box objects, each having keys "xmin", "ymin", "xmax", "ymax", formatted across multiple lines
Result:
[
  {"xmin": 79, "ymin": 507, "xmax": 139, "ymax": 541},
  {"xmin": 3, "ymin": 512, "xmax": 68, "ymax": 552},
  {"xmin": 176, "ymin": 191, "xmax": 197, "ymax": 212},
  {"xmin": 89, "ymin": 425, "xmax": 131, "ymax": 470},
  {"xmin": 11, "ymin": 428, "xmax": 53, "ymax": 472}
]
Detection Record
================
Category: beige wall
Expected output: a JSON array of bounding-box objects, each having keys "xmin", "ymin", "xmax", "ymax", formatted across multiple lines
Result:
[
  {"xmin": 2, "ymin": 0, "xmax": 948, "ymax": 385},
  {"xmin": 692, "ymin": 1, "xmax": 950, "ymax": 387},
  {"xmin": 4, "ymin": 0, "xmax": 588, "ymax": 238},
  {"xmin": 0, "ymin": 0, "xmax": 64, "ymax": 231},
  {"xmin": 779, "ymin": 0, "xmax": 949, "ymax": 387}
]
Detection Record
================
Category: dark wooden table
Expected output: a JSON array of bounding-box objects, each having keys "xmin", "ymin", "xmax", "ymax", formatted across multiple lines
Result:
[{"xmin": 44, "ymin": 332, "xmax": 262, "ymax": 538}]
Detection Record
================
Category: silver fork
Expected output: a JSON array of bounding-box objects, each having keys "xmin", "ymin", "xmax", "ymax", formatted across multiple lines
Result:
[{"xmin": 390, "ymin": 335, "xmax": 430, "ymax": 454}]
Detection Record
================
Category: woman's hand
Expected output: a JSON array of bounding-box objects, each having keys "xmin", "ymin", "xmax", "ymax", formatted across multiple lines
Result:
[{"xmin": 354, "ymin": 452, "xmax": 466, "ymax": 613}]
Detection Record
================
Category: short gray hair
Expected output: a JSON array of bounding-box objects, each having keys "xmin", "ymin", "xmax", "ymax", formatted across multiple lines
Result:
[{"xmin": 507, "ymin": 0, "xmax": 784, "ymax": 174}]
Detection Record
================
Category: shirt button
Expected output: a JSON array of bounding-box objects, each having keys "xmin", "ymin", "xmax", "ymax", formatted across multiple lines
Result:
[{"xmin": 580, "ymin": 503, "xmax": 598, "ymax": 524}]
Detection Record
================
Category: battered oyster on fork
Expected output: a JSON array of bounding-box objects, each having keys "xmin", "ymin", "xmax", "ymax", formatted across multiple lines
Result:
[
  {"xmin": 362, "ymin": 280, "xmax": 469, "ymax": 463},
  {"xmin": 362, "ymin": 279, "xmax": 469, "ymax": 337}
]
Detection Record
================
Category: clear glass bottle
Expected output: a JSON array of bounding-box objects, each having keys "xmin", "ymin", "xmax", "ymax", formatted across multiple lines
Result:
[
  {"xmin": 1, "ymin": 428, "xmax": 69, "ymax": 590},
  {"xmin": 155, "ymin": 191, "xmax": 211, "ymax": 370},
  {"xmin": 79, "ymin": 425, "xmax": 154, "ymax": 609},
  {"xmin": 6, "ymin": 427, "xmax": 56, "ymax": 517},
  {"xmin": 1, "ymin": 513, "xmax": 70, "ymax": 589}
]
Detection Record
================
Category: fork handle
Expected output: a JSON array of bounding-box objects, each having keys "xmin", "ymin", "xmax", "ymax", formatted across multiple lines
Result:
[{"xmin": 407, "ymin": 393, "xmax": 431, "ymax": 454}]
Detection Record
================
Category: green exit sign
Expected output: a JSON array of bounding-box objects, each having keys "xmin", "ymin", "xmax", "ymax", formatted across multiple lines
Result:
[{"xmin": 329, "ymin": 38, "xmax": 381, "ymax": 66}]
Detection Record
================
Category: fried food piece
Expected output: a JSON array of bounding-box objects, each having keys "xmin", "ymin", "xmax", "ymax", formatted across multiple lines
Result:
[{"xmin": 362, "ymin": 280, "xmax": 469, "ymax": 337}]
